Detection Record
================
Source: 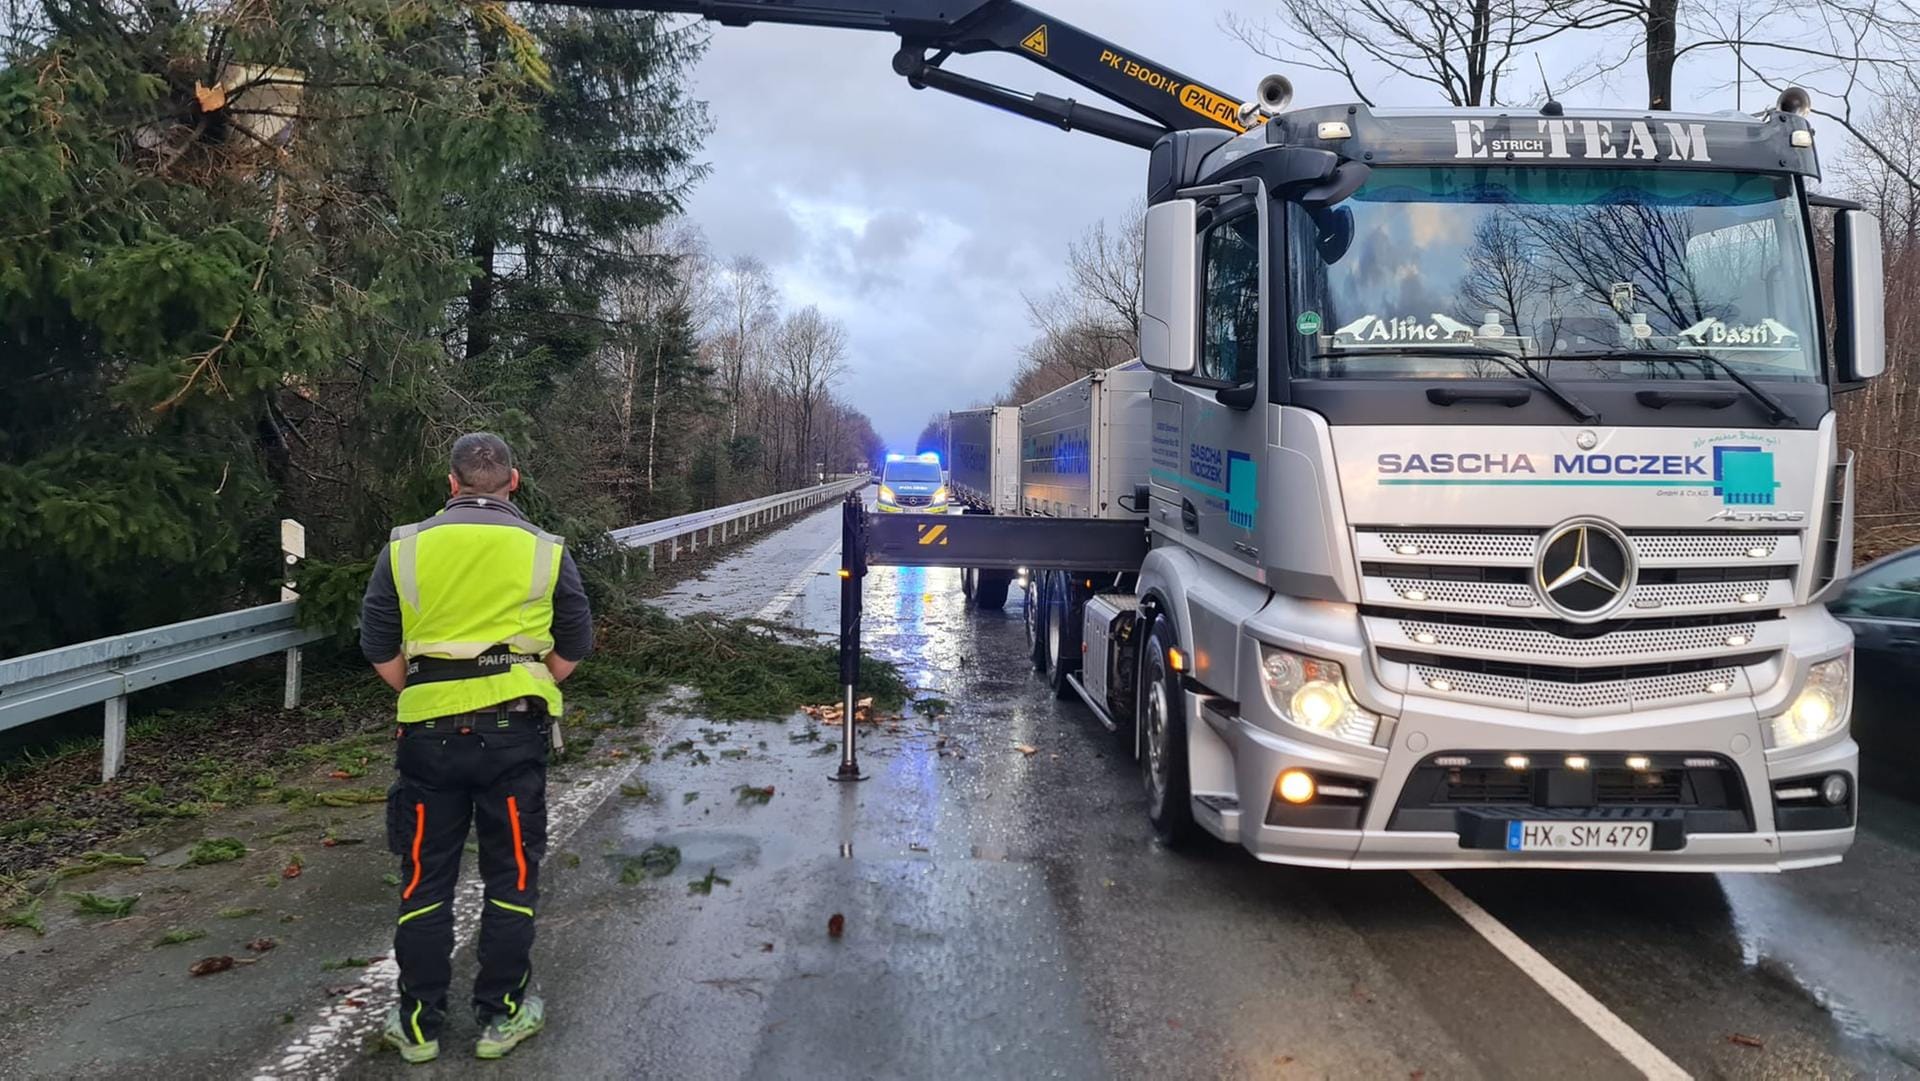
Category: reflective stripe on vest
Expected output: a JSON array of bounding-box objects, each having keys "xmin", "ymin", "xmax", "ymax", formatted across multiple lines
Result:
[{"xmin": 390, "ymin": 521, "xmax": 565, "ymax": 723}]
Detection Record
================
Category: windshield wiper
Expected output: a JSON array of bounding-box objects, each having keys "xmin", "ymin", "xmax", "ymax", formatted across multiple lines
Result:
[
  {"xmin": 1550, "ymin": 349, "xmax": 1798, "ymax": 425},
  {"xmin": 1316, "ymin": 345, "xmax": 1600, "ymax": 423}
]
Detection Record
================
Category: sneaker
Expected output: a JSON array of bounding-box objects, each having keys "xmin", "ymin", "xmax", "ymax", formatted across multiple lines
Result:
[
  {"xmin": 475, "ymin": 994, "xmax": 545, "ymax": 1060},
  {"xmin": 383, "ymin": 1005, "xmax": 440, "ymax": 1064}
]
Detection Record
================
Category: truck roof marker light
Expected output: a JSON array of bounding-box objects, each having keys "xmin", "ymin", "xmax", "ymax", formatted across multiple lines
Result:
[
  {"xmin": 837, "ymin": 568, "xmax": 851, "ymax": 579},
  {"xmin": 1683, "ymin": 757, "xmax": 1721, "ymax": 769},
  {"xmin": 1564, "ymin": 755, "xmax": 1590, "ymax": 770},
  {"xmin": 1168, "ymin": 647, "xmax": 1187, "ymax": 672},
  {"xmin": 1791, "ymin": 130, "xmax": 1814, "ymax": 148},
  {"xmin": 1316, "ymin": 121, "xmax": 1352, "ymax": 140},
  {"xmin": 1626, "ymin": 755, "xmax": 1652, "ymax": 771},
  {"xmin": 1434, "ymin": 755, "xmax": 1471, "ymax": 767},
  {"xmin": 1504, "ymin": 755, "xmax": 1530, "ymax": 771},
  {"xmin": 1276, "ymin": 770, "xmax": 1315, "ymax": 804}
]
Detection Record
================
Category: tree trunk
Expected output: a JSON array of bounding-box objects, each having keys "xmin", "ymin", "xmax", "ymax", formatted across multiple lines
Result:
[
  {"xmin": 645, "ymin": 332, "xmax": 665, "ymax": 494},
  {"xmin": 1646, "ymin": 0, "xmax": 1678, "ymax": 110},
  {"xmin": 466, "ymin": 230, "xmax": 495, "ymax": 361}
]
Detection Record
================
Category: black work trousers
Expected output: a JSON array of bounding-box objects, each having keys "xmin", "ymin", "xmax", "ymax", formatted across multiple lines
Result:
[{"xmin": 385, "ymin": 712, "xmax": 548, "ymax": 1039}]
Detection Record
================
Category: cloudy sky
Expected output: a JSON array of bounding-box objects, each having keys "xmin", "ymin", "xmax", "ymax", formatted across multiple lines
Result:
[{"xmin": 672, "ymin": 1, "xmax": 1787, "ymax": 450}]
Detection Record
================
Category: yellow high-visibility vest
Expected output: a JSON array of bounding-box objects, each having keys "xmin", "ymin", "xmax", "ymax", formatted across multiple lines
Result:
[{"xmin": 389, "ymin": 519, "xmax": 565, "ymax": 723}]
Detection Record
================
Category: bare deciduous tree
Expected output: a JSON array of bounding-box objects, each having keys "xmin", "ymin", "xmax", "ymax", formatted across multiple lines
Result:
[
  {"xmin": 770, "ymin": 305, "xmax": 849, "ymax": 487},
  {"xmin": 1224, "ymin": 0, "xmax": 1620, "ymax": 107},
  {"xmin": 1065, "ymin": 200, "xmax": 1146, "ymax": 345},
  {"xmin": 607, "ymin": 223, "xmax": 714, "ymax": 496},
  {"xmin": 711, "ymin": 254, "xmax": 778, "ymax": 441}
]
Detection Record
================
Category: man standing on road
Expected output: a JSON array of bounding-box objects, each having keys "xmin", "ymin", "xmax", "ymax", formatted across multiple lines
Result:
[{"xmin": 359, "ymin": 432, "xmax": 593, "ymax": 1064}]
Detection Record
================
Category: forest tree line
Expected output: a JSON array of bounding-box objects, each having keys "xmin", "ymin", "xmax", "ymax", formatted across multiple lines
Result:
[{"xmin": 0, "ymin": 0, "xmax": 880, "ymax": 656}]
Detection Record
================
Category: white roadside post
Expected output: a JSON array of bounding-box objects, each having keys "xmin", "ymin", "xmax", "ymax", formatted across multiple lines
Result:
[
  {"xmin": 281, "ymin": 518, "xmax": 306, "ymax": 709},
  {"xmin": 101, "ymin": 694, "xmax": 127, "ymax": 783}
]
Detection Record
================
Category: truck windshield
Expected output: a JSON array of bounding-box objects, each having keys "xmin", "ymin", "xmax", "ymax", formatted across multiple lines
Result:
[
  {"xmin": 885, "ymin": 461, "xmax": 942, "ymax": 484},
  {"xmin": 1291, "ymin": 167, "xmax": 1821, "ymax": 383}
]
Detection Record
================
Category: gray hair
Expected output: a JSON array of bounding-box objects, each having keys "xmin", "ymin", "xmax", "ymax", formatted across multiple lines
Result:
[{"xmin": 450, "ymin": 432, "xmax": 514, "ymax": 492}]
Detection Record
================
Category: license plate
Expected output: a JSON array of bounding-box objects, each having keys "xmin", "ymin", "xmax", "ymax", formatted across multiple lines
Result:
[{"xmin": 1505, "ymin": 821, "xmax": 1654, "ymax": 853}]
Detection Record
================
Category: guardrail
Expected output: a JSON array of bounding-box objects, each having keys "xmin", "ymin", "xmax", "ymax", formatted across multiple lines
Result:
[
  {"xmin": 0, "ymin": 602, "xmax": 324, "ymax": 781},
  {"xmin": 2, "ymin": 478, "xmax": 868, "ymax": 781},
  {"xmin": 611, "ymin": 474, "xmax": 868, "ymax": 566}
]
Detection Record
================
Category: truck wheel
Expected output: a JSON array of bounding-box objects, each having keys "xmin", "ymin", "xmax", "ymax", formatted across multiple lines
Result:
[
  {"xmin": 1023, "ymin": 573, "xmax": 1048, "ymax": 672},
  {"xmin": 1046, "ymin": 572, "xmax": 1081, "ymax": 699},
  {"xmin": 961, "ymin": 568, "xmax": 977, "ymax": 602},
  {"xmin": 973, "ymin": 571, "xmax": 1011, "ymax": 610},
  {"xmin": 1140, "ymin": 615, "xmax": 1197, "ymax": 846}
]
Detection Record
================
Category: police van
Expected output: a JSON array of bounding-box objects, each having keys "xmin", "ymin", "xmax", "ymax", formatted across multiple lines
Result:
[{"xmin": 876, "ymin": 452, "xmax": 949, "ymax": 514}]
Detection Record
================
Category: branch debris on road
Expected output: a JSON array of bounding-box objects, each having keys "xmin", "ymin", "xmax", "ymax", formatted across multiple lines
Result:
[
  {"xmin": 621, "ymin": 844, "xmax": 682, "ymax": 884},
  {"xmin": 188, "ymin": 956, "xmax": 236, "ymax": 977},
  {"xmin": 688, "ymin": 868, "xmax": 731, "ymax": 895},
  {"xmin": 67, "ymin": 891, "xmax": 138, "ymax": 917}
]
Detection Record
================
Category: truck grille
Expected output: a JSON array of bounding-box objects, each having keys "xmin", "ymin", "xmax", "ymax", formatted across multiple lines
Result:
[
  {"xmin": 1355, "ymin": 526, "xmax": 1796, "ymax": 715},
  {"xmin": 895, "ymin": 494, "xmax": 932, "ymax": 507}
]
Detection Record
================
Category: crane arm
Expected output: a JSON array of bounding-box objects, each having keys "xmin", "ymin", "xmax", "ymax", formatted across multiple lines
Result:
[{"xmin": 536, "ymin": 0, "xmax": 1254, "ymax": 149}]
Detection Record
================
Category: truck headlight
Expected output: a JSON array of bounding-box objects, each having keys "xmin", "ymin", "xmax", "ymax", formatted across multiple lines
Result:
[
  {"xmin": 877, "ymin": 485, "xmax": 896, "ymax": 504},
  {"xmin": 1771, "ymin": 653, "xmax": 1852, "ymax": 748},
  {"xmin": 1258, "ymin": 646, "xmax": 1379, "ymax": 746},
  {"xmin": 931, "ymin": 486, "xmax": 948, "ymax": 504}
]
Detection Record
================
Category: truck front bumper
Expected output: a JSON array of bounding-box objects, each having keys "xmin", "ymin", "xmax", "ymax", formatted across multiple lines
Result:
[{"xmin": 1207, "ymin": 705, "xmax": 1856, "ymax": 873}]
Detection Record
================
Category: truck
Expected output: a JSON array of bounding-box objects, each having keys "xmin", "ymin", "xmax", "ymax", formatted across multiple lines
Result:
[
  {"xmin": 1016, "ymin": 361, "xmax": 1153, "ymax": 520},
  {"xmin": 947, "ymin": 406, "xmax": 1020, "ymax": 516},
  {"xmin": 947, "ymin": 405, "xmax": 1021, "ymax": 610},
  {"xmin": 571, "ymin": 0, "xmax": 1888, "ymax": 872}
]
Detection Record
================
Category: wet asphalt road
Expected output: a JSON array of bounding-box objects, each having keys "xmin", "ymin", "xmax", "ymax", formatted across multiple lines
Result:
[
  {"xmin": 335, "ymin": 499, "xmax": 1920, "ymax": 1081},
  {"xmin": 9, "ymin": 499, "xmax": 1913, "ymax": 1079}
]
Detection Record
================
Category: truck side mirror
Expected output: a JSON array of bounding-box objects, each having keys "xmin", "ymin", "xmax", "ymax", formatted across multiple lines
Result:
[
  {"xmin": 1835, "ymin": 209, "xmax": 1887, "ymax": 382},
  {"xmin": 1140, "ymin": 199, "xmax": 1198, "ymax": 376}
]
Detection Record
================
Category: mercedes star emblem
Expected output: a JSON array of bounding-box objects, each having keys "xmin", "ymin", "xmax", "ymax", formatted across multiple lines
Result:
[
  {"xmin": 1535, "ymin": 519, "xmax": 1635, "ymax": 621},
  {"xmin": 1575, "ymin": 430, "xmax": 1600, "ymax": 450}
]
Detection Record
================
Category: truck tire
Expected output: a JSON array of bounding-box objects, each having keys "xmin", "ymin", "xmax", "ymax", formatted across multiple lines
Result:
[
  {"xmin": 1140, "ymin": 615, "xmax": 1197, "ymax": 846},
  {"xmin": 1023, "ymin": 573, "xmax": 1048, "ymax": 672},
  {"xmin": 973, "ymin": 570, "xmax": 1012, "ymax": 610},
  {"xmin": 1046, "ymin": 571, "xmax": 1082, "ymax": 699},
  {"xmin": 961, "ymin": 568, "xmax": 977, "ymax": 602}
]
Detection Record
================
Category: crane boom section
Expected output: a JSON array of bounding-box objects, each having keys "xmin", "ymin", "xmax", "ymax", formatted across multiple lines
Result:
[{"xmin": 541, "ymin": 0, "xmax": 1250, "ymax": 145}]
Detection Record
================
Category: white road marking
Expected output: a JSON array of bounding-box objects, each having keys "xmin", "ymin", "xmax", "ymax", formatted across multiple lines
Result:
[
  {"xmin": 1411, "ymin": 870, "xmax": 1692, "ymax": 1081},
  {"xmin": 753, "ymin": 540, "xmax": 841, "ymax": 623},
  {"xmin": 256, "ymin": 762, "xmax": 639, "ymax": 1078}
]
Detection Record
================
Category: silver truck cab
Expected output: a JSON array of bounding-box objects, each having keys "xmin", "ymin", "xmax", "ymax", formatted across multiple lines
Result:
[{"xmin": 1117, "ymin": 101, "xmax": 1886, "ymax": 870}]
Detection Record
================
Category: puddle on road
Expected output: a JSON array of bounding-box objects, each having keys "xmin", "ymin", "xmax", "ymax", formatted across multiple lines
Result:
[
  {"xmin": 611, "ymin": 831, "xmax": 763, "ymax": 874},
  {"xmin": 1721, "ymin": 873, "xmax": 1918, "ymax": 1053}
]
